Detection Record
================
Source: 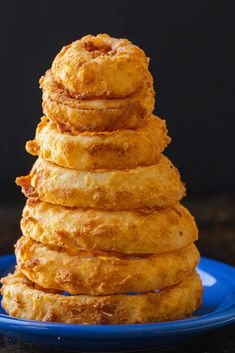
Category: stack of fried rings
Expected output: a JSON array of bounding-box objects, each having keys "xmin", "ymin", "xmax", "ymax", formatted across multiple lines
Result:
[{"xmin": 1, "ymin": 34, "xmax": 203, "ymax": 324}]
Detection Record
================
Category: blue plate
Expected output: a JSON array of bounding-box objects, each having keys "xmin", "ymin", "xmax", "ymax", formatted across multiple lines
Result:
[{"xmin": 0, "ymin": 255, "xmax": 235, "ymax": 352}]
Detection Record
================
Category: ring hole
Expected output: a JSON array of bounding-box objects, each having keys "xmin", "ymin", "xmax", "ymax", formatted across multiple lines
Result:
[{"xmin": 83, "ymin": 40, "xmax": 114, "ymax": 57}]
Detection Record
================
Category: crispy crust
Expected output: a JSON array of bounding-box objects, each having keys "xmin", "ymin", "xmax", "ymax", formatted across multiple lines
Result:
[
  {"xmin": 40, "ymin": 69, "xmax": 155, "ymax": 132},
  {"xmin": 16, "ymin": 156, "xmax": 185, "ymax": 210},
  {"xmin": 52, "ymin": 34, "xmax": 152, "ymax": 98},
  {"xmin": 21, "ymin": 200, "xmax": 198, "ymax": 255},
  {"xmin": 26, "ymin": 116, "xmax": 171, "ymax": 170},
  {"xmin": 2, "ymin": 33, "xmax": 202, "ymax": 325},
  {"xmin": 15, "ymin": 236, "xmax": 199, "ymax": 295},
  {"xmin": 1, "ymin": 271, "xmax": 203, "ymax": 324}
]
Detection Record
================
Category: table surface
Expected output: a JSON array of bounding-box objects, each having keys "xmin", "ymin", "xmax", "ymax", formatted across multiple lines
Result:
[{"xmin": 0, "ymin": 194, "xmax": 235, "ymax": 353}]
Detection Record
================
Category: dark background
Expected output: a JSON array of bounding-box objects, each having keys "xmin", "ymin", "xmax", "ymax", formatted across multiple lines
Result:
[
  {"xmin": 1, "ymin": 2, "xmax": 235, "ymax": 352},
  {"xmin": 0, "ymin": 0, "xmax": 235, "ymax": 203}
]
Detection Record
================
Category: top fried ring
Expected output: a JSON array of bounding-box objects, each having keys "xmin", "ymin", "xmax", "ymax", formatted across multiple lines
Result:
[
  {"xmin": 40, "ymin": 69, "xmax": 155, "ymax": 132},
  {"xmin": 52, "ymin": 34, "xmax": 153, "ymax": 99}
]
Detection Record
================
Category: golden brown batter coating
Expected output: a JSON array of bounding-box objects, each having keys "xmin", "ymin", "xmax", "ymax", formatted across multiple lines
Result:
[
  {"xmin": 26, "ymin": 115, "xmax": 170, "ymax": 170},
  {"xmin": 40, "ymin": 69, "xmax": 155, "ymax": 132},
  {"xmin": 1, "ymin": 33, "xmax": 202, "ymax": 325},
  {"xmin": 52, "ymin": 34, "xmax": 153, "ymax": 99},
  {"xmin": 21, "ymin": 200, "xmax": 198, "ymax": 255},
  {"xmin": 16, "ymin": 156, "xmax": 186, "ymax": 210},
  {"xmin": 15, "ymin": 236, "xmax": 200, "ymax": 295},
  {"xmin": 1, "ymin": 271, "xmax": 203, "ymax": 324}
]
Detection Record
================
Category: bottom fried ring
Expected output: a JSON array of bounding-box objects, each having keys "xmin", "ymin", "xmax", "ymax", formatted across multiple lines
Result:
[{"xmin": 1, "ymin": 271, "xmax": 203, "ymax": 324}]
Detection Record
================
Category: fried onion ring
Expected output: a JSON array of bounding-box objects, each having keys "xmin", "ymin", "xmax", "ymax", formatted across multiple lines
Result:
[
  {"xmin": 26, "ymin": 116, "xmax": 171, "ymax": 170},
  {"xmin": 1, "ymin": 271, "xmax": 202, "ymax": 324},
  {"xmin": 52, "ymin": 34, "xmax": 152, "ymax": 99},
  {"xmin": 21, "ymin": 200, "xmax": 198, "ymax": 255},
  {"xmin": 40, "ymin": 69, "xmax": 155, "ymax": 132},
  {"xmin": 15, "ymin": 236, "xmax": 199, "ymax": 295},
  {"xmin": 16, "ymin": 156, "xmax": 186, "ymax": 210}
]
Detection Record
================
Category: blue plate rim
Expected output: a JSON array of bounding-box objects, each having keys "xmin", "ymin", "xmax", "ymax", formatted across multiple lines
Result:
[{"xmin": 0, "ymin": 255, "xmax": 235, "ymax": 339}]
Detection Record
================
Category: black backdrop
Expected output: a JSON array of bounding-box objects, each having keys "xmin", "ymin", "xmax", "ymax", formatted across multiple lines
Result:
[{"xmin": 1, "ymin": 0, "xmax": 235, "ymax": 203}]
